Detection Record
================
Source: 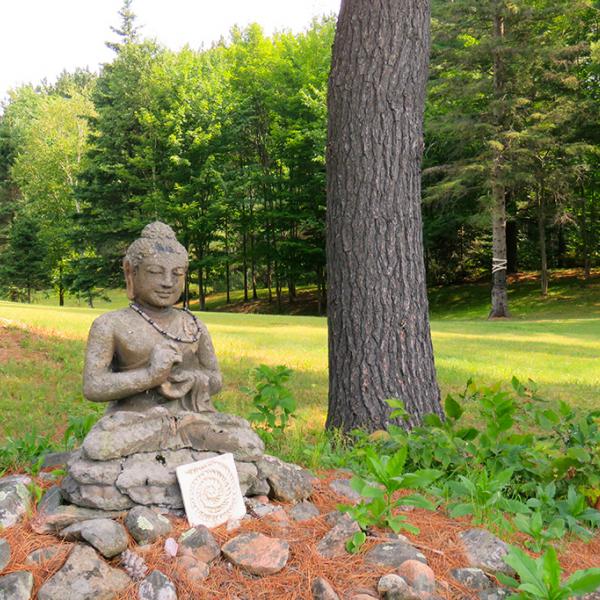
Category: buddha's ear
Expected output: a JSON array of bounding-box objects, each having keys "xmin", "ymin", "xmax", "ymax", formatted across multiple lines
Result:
[{"xmin": 123, "ymin": 259, "xmax": 136, "ymax": 301}]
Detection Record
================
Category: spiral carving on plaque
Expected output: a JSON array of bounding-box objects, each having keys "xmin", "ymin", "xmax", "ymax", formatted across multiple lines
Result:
[
  {"xmin": 176, "ymin": 453, "xmax": 246, "ymax": 528},
  {"xmin": 189, "ymin": 462, "xmax": 235, "ymax": 526}
]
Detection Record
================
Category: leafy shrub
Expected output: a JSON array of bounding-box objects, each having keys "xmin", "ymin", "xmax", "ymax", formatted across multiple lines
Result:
[
  {"xmin": 498, "ymin": 545, "xmax": 600, "ymax": 599},
  {"xmin": 0, "ymin": 431, "xmax": 53, "ymax": 472},
  {"xmin": 243, "ymin": 364, "xmax": 296, "ymax": 441}
]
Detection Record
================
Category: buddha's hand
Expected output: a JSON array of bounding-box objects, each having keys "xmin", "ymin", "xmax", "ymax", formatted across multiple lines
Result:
[{"xmin": 148, "ymin": 342, "xmax": 182, "ymax": 385}]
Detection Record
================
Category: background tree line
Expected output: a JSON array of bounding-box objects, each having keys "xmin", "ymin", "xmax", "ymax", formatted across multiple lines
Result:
[{"xmin": 0, "ymin": 0, "xmax": 598, "ymax": 314}]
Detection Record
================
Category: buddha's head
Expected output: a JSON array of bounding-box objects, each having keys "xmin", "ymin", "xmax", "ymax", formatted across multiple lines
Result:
[{"xmin": 123, "ymin": 222, "xmax": 188, "ymax": 308}]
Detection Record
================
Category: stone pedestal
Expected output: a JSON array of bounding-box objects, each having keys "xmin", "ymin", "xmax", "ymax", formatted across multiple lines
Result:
[{"xmin": 61, "ymin": 407, "xmax": 312, "ymax": 511}]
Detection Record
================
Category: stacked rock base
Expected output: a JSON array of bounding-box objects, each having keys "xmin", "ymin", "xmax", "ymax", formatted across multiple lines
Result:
[{"xmin": 61, "ymin": 407, "xmax": 313, "ymax": 511}]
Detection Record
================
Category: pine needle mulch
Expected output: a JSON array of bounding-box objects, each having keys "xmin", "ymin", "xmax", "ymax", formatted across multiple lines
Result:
[{"xmin": 1, "ymin": 470, "xmax": 599, "ymax": 600}]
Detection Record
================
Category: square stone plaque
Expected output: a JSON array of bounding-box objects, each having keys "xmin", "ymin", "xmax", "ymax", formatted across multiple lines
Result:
[{"xmin": 176, "ymin": 453, "xmax": 246, "ymax": 528}]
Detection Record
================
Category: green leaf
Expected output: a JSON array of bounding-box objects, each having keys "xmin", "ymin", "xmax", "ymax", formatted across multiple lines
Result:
[
  {"xmin": 445, "ymin": 395, "xmax": 464, "ymax": 420},
  {"xmin": 398, "ymin": 469, "xmax": 443, "ymax": 489},
  {"xmin": 449, "ymin": 503, "xmax": 475, "ymax": 517},
  {"xmin": 565, "ymin": 569, "xmax": 600, "ymax": 595}
]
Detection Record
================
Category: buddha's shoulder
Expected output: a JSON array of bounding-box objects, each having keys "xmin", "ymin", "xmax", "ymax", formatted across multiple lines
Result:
[{"xmin": 90, "ymin": 308, "xmax": 136, "ymax": 332}]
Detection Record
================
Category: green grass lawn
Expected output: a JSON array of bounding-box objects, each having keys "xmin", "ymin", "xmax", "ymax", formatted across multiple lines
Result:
[{"xmin": 1, "ymin": 271, "xmax": 599, "ymax": 444}]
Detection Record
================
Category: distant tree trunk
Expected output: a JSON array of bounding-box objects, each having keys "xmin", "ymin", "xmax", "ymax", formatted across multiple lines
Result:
[
  {"xmin": 326, "ymin": 0, "xmax": 442, "ymax": 432},
  {"xmin": 506, "ymin": 220, "xmax": 518, "ymax": 274},
  {"xmin": 489, "ymin": 6, "xmax": 510, "ymax": 318},
  {"xmin": 242, "ymin": 229, "xmax": 249, "ymax": 302},
  {"xmin": 198, "ymin": 267, "xmax": 206, "ymax": 311},
  {"xmin": 225, "ymin": 216, "xmax": 231, "ymax": 304},
  {"xmin": 59, "ymin": 263, "xmax": 65, "ymax": 307},
  {"xmin": 538, "ymin": 184, "xmax": 549, "ymax": 296}
]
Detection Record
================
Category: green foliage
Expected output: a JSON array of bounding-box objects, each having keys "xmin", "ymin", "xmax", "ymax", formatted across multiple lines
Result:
[
  {"xmin": 0, "ymin": 431, "xmax": 53, "ymax": 472},
  {"xmin": 383, "ymin": 379, "xmax": 600, "ymax": 539},
  {"xmin": 244, "ymin": 364, "xmax": 296, "ymax": 439},
  {"xmin": 345, "ymin": 530, "xmax": 367, "ymax": 554},
  {"xmin": 340, "ymin": 444, "xmax": 441, "ymax": 536},
  {"xmin": 63, "ymin": 413, "xmax": 99, "ymax": 450},
  {"xmin": 498, "ymin": 545, "xmax": 600, "ymax": 600}
]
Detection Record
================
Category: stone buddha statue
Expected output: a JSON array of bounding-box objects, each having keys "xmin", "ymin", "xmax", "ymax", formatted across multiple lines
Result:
[
  {"xmin": 59, "ymin": 221, "xmax": 312, "ymax": 513},
  {"xmin": 83, "ymin": 221, "xmax": 222, "ymax": 414}
]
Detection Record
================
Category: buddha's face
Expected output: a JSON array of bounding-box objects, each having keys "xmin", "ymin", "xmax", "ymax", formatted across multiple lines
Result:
[{"xmin": 131, "ymin": 253, "xmax": 187, "ymax": 309}]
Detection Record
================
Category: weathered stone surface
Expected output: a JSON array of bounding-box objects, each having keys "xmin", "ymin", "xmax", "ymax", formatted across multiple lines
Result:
[
  {"xmin": 348, "ymin": 595, "xmax": 378, "ymax": 600},
  {"xmin": 42, "ymin": 451, "xmax": 73, "ymax": 469},
  {"xmin": 37, "ymin": 544, "xmax": 131, "ymax": 600},
  {"xmin": 459, "ymin": 529, "xmax": 515, "ymax": 576},
  {"xmin": 235, "ymin": 460, "xmax": 260, "ymax": 495},
  {"xmin": 60, "ymin": 518, "xmax": 128, "ymax": 558},
  {"xmin": 451, "ymin": 568, "xmax": 493, "ymax": 591},
  {"xmin": 175, "ymin": 552, "xmax": 210, "ymax": 582},
  {"xmin": 0, "ymin": 475, "xmax": 31, "ymax": 528},
  {"xmin": 0, "ymin": 571, "xmax": 33, "ymax": 600},
  {"xmin": 25, "ymin": 545, "xmax": 64, "ymax": 565},
  {"xmin": 329, "ymin": 479, "xmax": 361, "ymax": 503},
  {"xmin": 138, "ymin": 570, "xmax": 177, "ymax": 600},
  {"xmin": 364, "ymin": 541, "xmax": 427, "ymax": 568},
  {"xmin": 316, "ymin": 516, "xmax": 360, "ymax": 558},
  {"xmin": 82, "ymin": 409, "xmax": 173, "ymax": 461},
  {"xmin": 82, "ymin": 409, "xmax": 264, "ymax": 463},
  {"xmin": 377, "ymin": 574, "xmax": 420, "ymax": 600},
  {"xmin": 290, "ymin": 500, "xmax": 320, "ymax": 522},
  {"xmin": 178, "ymin": 526, "xmax": 220, "ymax": 563},
  {"xmin": 257, "ymin": 455, "xmax": 313, "ymax": 502},
  {"xmin": 118, "ymin": 449, "xmax": 194, "ymax": 507},
  {"xmin": 37, "ymin": 486, "xmax": 63, "ymax": 515},
  {"xmin": 177, "ymin": 411, "xmax": 265, "ymax": 461},
  {"xmin": 30, "ymin": 504, "xmax": 125, "ymax": 534},
  {"xmin": 311, "ymin": 576, "xmax": 339, "ymax": 600},
  {"xmin": 125, "ymin": 506, "xmax": 172, "ymax": 545},
  {"xmin": 222, "ymin": 532, "xmax": 289, "ymax": 575},
  {"xmin": 67, "ymin": 450, "xmax": 121, "ymax": 485},
  {"xmin": 398, "ymin": 560, "xmax": 436, "ymax": 594},
  {"xmin": 0, "ymin": 539, "xmax": 9, "ymax": 572},
  {"xmin": 61, "ymin": 475, "xmax": 133, "ymax": 511},
  {"xmin": 324, "ymin": 510, "xmax": 351, "ymax": 527}
]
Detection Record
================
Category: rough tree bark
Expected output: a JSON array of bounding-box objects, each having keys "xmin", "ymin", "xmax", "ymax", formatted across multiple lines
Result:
[
  {"xmin": 326, "ymin": 0, "xmax": 442, "ymax": 432},
  {"xmin": 489, "ymin": 4, "xmax": 510, "ymax": 318}
]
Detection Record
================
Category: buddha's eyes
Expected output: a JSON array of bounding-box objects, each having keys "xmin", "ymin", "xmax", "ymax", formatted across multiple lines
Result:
[
  {"xmin": 146, "ymin": 266, "xmax": 164, "ymax": 275},
  {"xmin": 173, "ymin": 269, "xmax": 185, "ymax": 277}
]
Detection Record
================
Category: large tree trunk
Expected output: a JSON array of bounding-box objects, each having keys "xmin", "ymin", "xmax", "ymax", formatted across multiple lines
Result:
[
  {"xmin": 538, "ymin": 185, "xmax": 549, "ymax": 296},
  {"xmin": 488, "ymin": 5, "xmax": 510, "ymax": 318},
  {"xmin": 326, "ymin": 0, "xmax": 442, "ymax": 433}
]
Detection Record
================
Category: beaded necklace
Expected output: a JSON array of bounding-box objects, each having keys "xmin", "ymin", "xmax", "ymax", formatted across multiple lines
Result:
[{"xmin": 129, "ymin": 302, "xmax": 201, "ymax": 344}]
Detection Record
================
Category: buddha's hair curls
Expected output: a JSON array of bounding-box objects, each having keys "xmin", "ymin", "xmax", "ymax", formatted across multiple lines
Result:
[{"xmin": 123, "ymin": 221, "xmax": 188, "ymax": 269}]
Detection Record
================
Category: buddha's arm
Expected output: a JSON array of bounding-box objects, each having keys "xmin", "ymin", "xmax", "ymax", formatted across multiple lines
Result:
[
  {"xmin": 196, "ymin": 323, "xmax": 222, "ymax": 395},
  {"xmin": 83, "ymin": 316, "xmax": 174, "ymax": 402}
]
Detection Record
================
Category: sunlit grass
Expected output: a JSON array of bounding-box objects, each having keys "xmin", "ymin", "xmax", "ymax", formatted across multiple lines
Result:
[{"xmin": 2, "ymin": 278, "xmax": 600, "ymax": 443}]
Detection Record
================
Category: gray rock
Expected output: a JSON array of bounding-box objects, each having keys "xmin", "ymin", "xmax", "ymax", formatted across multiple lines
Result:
[
  {"xmin": 30, "ymin": 503, "xmax": 126, "ymax": 534},
  {"xmin": 312, "ymin": 576, "xmax": 339, "ymax": 600},
  {"xmin": 117, "ymin": 449, "xmax": 195, "ymax": 507},
  {"xmin": 0, "ymin": 475, "xmax": 32, "ymax": 528},
  {"xmin": 290, "ymin": 500, "xmax": 320, "ymax": 522},
  {"xmin": 0, "ymin": 571, "xmax": 33, "ymax": 600},
  {"xmin": 316, "ymin": 516, "xmax": 360, "ymax": 558},
  {"xmin": 82, "ymin": 410, "xmax": 264, "ymax": 462},
  {"xmin": 60, "ymin": 518, "xmax": 128, "ymax": 558},
  {"xmin": 125, "ymin": 506, "xmax": 172, "ymax": 545},
  {"xmin": 398, "ymin": 560, "xmax": 436, "ymax": 594},
  {"xmin": 364, "ymin": 541, "xmax": 427, "ymax": 568},
  {"xmin": 37, "ymin": 486, "xmax": 63, "ymax": 515},
  {"xmin": 451, "ymin": 568, "xmax": 493, "ymax": 591},
  {"xmin": 61, "ymin": 475, "xmax": 133, "ymax": 511},
  {"xmin": 42, "ymin": 451, "xmax": 72, "ymax": 468},
  {"xmin": 324, "ymin": 510, "xmax": 351, "ymax": 526},
  {"xmin": 377, "ymin": 574, "xmax": 420, "ymax": 600},
  {"xmin": 222, "ymin": 532, "xmax": 289, "ymax": 575},
  {"xmin": 37, "ymin": 544, "xmax": 131, "ymax": 600},
  {"xmin": 459, "ymin": 529, "xmax": 515, "ymax": 576},
  {"xmin": 0, "ymin": 539, "xmax": 9, "ymax": 572},
  {"xmin": 178, "ymin": 525, "xmax": 220, "ymax": 563},
  {"xmin": 138, "ymin": 570, "xmax": 177, "ymax": 600},
  {"xmin": 67, "ymin": 450, "xmax": 122, "ymax": 485},
  {"xmin": 329, "ymin": 479, "xmax": 361, "ymax": 502},
  {"xmin": 25, "ymin": 545, "xmax": 64, "ymax": 565},
  {"xmin": 478, "ymin": 589, "xmax": 511, "ymax": 600},
  {"xmin": 235, "ymin": 461, "xmax": 260, "ymax": 495},
  {"xmin": 257, "ymin": 454, "xmax": 313, "ymax": 502}
]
